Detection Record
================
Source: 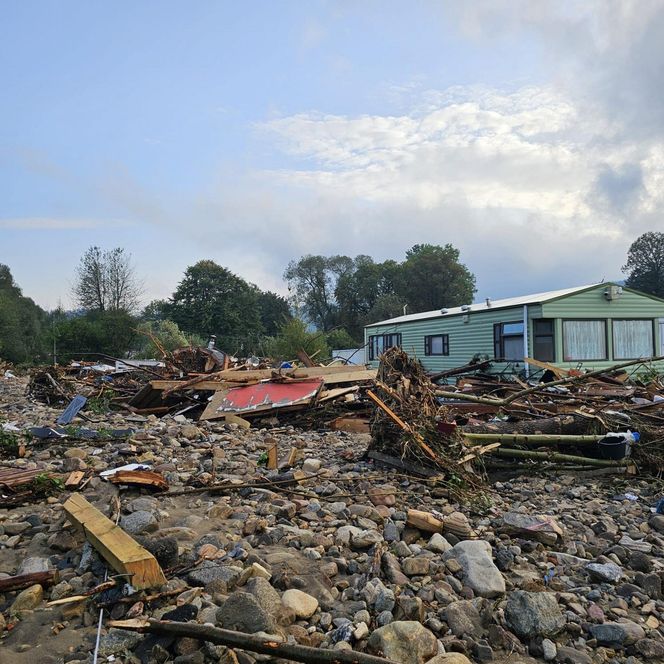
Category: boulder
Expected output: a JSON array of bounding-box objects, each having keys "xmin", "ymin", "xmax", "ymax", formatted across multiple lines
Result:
[
  {"xmin": 10, "ymin": 584, "xmax": 43, "ymax": 614},
  {"xmin": 443, "ymin": 541, "xmax": 505, "ymax": 598},
  {"xmin": 504, "ymin": 591, "xmax": 565, "ymax": 639},
  {"xmin": 585, "ymin": 562, "xmax": 622, "ymax": 583},
  {"xmin": 216, "ymin": 592, "xmax": 277, "ymax": 633},
  {"xmin": 445, "ymin": 600, "xmax": 484, "ymax": 637},
  {"xmin": 589, "ymin": 620, "xmax": 645, "ymax": 646},
  {"xmin": 281, "ymin": 589, "xmax": 319, "ymax": 618},
  {"xmin": 367, "ymin": 621, "xmax": 438, "ymax": 664}
]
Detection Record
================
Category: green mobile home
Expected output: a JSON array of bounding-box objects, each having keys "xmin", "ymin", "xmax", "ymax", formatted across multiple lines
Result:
[{"xmin": 364, "ymin": 283, "xmax": 664, "ymax": 375}]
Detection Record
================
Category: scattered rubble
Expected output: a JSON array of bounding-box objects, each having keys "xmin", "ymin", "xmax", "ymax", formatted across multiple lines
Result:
[{"xmin": 0, "ymin": 348, "xmax": 663, "ymax": 663}]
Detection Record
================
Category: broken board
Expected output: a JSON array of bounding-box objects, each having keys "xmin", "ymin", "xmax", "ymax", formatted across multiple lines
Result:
[{"xmin": 63, "ymin": 493, "xmax": 166, "ymax": 590}]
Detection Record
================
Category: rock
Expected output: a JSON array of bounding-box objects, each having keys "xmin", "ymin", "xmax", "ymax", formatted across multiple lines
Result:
[
  {"xmin": 17, "ymin": 556, "xmax": 51, "ymax": 575},
  {"xmin": 500, "ymin": 512, "xmax": 563, "ymax": 545},
  {"xmin": 542, "ymin": 638, "xmax": 557, "ymax": 661},
  {"xmin": 445, "ymin": 600, "xmax": 483, "ymax": 637},
  {"xmin": 443, "ymin": 541, "xmax": 505, "ymax": 598},
  {"xmin": 187, "ymin": 562, "xmax": 242, "ymax": 590},
  {"xmin": 504, "ymin": 591, "xmax": 565, "ymax": 639},
  {"xmin": 216, "ymin": 592, "xmax": 277, "ymax": 633},
  {"xmin": 556, "ymin": 646, "xmax": 592, "ymax": 664},
  {"xmin": 368, "ymin": 485, "xmax": 397, "ymax": 507},
  {"xmin": 120, "ymin": 510, "xmax": 158, "ymax": 535},
  {"xmin": 367, "ymin": 621, "xmax": 438, "ymax": 664},
  {"xmin": 351, "ymin": 529, "xmax": 383, "ymax": 549},
  {"xmin": 136, "ymin": 536, "xmax": 179, "ymax": 568},
  {"xmin": 589, "ymin": 620, "xmax": 645, "ymax": 646},
  {"xmin": 302, "ymin": 458, "xmax": 321, "ymax": 473},
  {"xmin": 50, "ymin": 581, "xmax": 74, "ymax": 601},
  {"xmin": 362, "ymin": 578, "xmax": 396, "ymax": 612},
  {"xmin": 426, "ymin": 533, "xmax": 452, "ymax": 553},
  {"xmin": 649, "ymin": 514, "xmax": 664, "ymax": 533},
  {"xmin": 281, "ymin": 589, "xmax": 318, "ymax": 618},
  {"xmin": 636, "ymin": 638, "xmax": 664, "ymax": 659},
  {"xmin": 246, "ymin": 577, "xmax": 284, "ymax": 618},
  {"xmin": 402, "ymin": 557, "xmax": 430, "ymax": 576},
  {"xmin": 97, "ymin": 629, "xmax": 143, "ymax": 657},
  {"xmin": 585, "ymin": 561, "xmax": 622, "ymax": 583},
  {"xmin": 427, "ymin": 656, "xmax": 473, "ymax": 664},
  {"xmin": 10, "ymin": 584, "xmax": 43, "ymax": 614}
]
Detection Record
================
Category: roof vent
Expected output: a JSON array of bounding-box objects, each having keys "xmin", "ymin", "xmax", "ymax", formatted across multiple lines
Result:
[
  {"xmin": 440, "ymin": 308, "xmax": 448, "ymax": 314},
  {"xmin": 485, "ymin": 298, "xmax": 491, "ymax": 308},
  {"xmin": 604, "ymin": 285, "xmax": 623, "ymax": 301},
  {"xmin": 461, "ymin": 305, "xmax": 471, "ymax": 312}
]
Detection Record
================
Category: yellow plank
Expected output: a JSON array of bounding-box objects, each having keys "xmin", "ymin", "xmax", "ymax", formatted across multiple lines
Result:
[{"xmin": 63, "ymin": 494, "xmax": 165, "ymax": 590}]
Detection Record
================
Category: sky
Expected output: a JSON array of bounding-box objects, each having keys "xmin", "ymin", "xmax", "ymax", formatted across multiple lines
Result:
[{"xmin": 2, "ymin": 1, "xmax": 664, "ymax": 310}]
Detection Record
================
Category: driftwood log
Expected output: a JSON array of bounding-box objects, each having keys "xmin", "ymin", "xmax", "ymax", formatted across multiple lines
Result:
[
  {"xmin": 461, "ymin": 414, "xmax": 599, "ymax": 436},
  {"xmin": 108, "ymin": 619, "xmax": 398, "ymax": 664}
]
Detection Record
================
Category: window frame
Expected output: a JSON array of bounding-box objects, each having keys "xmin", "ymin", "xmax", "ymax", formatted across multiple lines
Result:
[
  {"xmin": 611, "ymin": 318, "xmax": 655, "ymax": 360},
  {"xmin": 562, "ymin": 318, "xmax": 608, "ymax": 362},
  {"xmin": 493, "ymin": 321, "xmax": 525, "ymax": 361},
  {"xmin": 533, "ymin": 318, "xmax": 556, "ymax": 363},
  {"xmin": 368, "ymin": 333, "xmax": 402, "ymax": 361},
  {"xmin": 424, "ymin": 334, "xmax": 449, "ymax": 356}
]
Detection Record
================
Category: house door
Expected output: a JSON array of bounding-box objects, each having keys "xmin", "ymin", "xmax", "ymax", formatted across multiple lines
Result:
[{"xmin": 660, "ymin": 319, "xmax": 664, "ymax": 356}]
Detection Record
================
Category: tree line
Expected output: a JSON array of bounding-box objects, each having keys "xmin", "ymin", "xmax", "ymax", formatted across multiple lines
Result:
[{"xmin": 1, "ymin": 232, "xmax": 663, "ymax": 366}]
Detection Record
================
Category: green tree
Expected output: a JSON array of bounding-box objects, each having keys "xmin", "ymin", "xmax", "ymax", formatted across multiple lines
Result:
[
  {"xmin": 267, "ymin": 318, "xmax": 329, "ymax": 363},
  {"xmin": 336, "ymin": 257, "xmax": 402, "ymax": 339},
  {"xmin": 284, "ymin": 254, "xmax": 354, "ymax": 331},
  {"xmin": 54, "ymin": 310, "xmax": 138, "ymax": 363},
  {"xmin": 622, "ymin": 232, "xmax": 664, "ymax": 298},
  {"xmin": 141, "ymin": 299, "xmax": 169, "ymax": 322},
  {"xmin": 398, "ymin": 244, "xmax": 476, "ymax": 313},
  {"xmin": 0, "ymin": 265, "xmax": 48, "ymax": 364},
  {"xmin": 167, "ymin": 260, "xmax": 263, "ymax": 350},
  {"xmin": 257, "ymin": 291, "xmax": 292, "ymax": 336},
  {"xmin": 135, "ymin": 320, "xmax": 189, "ymax": 357}
]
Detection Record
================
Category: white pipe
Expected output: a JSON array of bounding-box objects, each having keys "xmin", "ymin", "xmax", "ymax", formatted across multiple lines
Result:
[{"xmin": 523, "ymin": 304, "xmax": 529, "ymax": 378}]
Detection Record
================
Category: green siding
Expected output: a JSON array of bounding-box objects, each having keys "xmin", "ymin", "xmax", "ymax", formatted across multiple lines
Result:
[
  {"xmin": 365, "ymin": 304, "xmax": 542, "ymax": 372},
  {"xmin": 541, "ymin": 284, "xmax": 664, "ymax": 371},
  {"xmin": 365, "ymin": 284, "xmax": 664, "ymax": 374}
]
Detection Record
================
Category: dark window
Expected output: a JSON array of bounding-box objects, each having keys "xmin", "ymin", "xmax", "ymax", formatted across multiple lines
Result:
[
  {"xmin": 494, "ymin": 321, "xmax": 524, "ymax": 361},
  {"xmin": 533, "ymin": 319, "xmax": 555, "ymax": 362},
  {"xmin": 368, "ymin": 333, "xmax": 402, "ymax": 360},
  {"xmin": 424, "ymin": 334, "xmax": 449, "ymax": 356}
]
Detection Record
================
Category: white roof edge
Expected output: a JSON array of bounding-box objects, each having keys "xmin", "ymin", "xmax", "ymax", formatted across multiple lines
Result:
[{"xmin": 365, "ymin": 283, "xmax": 610, "ymax": 328}]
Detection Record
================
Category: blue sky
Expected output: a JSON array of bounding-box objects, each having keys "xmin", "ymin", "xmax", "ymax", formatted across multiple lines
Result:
[{"xmin": 2, "ymin": 1, "xmax": 663, "ymax": 309}]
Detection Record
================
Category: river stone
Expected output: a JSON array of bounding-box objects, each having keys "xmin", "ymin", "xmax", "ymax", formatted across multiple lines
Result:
[
  {"xmin": 445, "ymin": 600, "xmax": 483, "ymax": 637},
  {"xmin": 443, "ymin": 540, "xmax": 505, "ymax": 598},
  {"xmin": 282, "ymin": 589, "xmax": 319, "ymax": 618},
  {"xmin": 216, "ymin": 592, "xmax": 277, "ymax": 633},
  {"xmin": 589, "ymin": 620, "xmax": 645, "ymax": 646},
  {"xmin": 97, "ymin": 629, "xmax": 143, "ymax": 657},
  {"xmin": 427, "ymin": 656, "xmax": 473, "ymax": 664},
  {"xmin": 10, "ymin": 584, "xmax": 44, "ymax": 614},
  {"xmin": 427, "ymin": 533, "xmax": 452, "ymax": 553},
  {"xmin": 187, "ymin": 562, "xmax": 242, "ymax": 590},
  {"xmin": 119, "ymin": 510, "xmax": 158, "ymax": 535},
  {"xmin": 367, "ymin": 621, "xmax": 438, "ymax": 664},
  {"xmin": 504, "ymin": 591, "xmax": 565, "ymax": 639},
  {"xmin": 586, "ymin": 562, "xmax": 622, "ymax": 583}
]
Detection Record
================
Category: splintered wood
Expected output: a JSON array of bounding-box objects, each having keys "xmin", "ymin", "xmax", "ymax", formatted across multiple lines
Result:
[{"xmin": 63, "ymin": 493, "xmax": 166, "ymax": 590}]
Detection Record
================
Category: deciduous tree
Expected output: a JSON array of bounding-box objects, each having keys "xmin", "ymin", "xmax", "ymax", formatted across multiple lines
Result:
[{"xmin": 622, "ymin": 231, "xmax": 664, "ymax": 298}]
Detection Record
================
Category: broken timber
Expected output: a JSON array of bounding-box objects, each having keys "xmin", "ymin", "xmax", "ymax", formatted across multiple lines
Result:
[{"xmin": 63, "ymin": 493, "xmax": 166, "ymax": 589}]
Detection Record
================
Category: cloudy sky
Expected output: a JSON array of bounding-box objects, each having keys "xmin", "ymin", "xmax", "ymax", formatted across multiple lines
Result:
[{"xmin": 2, "ymin": 1, "xmax": 663, "ymax": 309}]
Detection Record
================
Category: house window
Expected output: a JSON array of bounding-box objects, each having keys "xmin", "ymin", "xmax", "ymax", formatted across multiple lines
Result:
[
  {"xmin": 494, "ymin": 322, "xmax": 524, "ymax": 361},
  {"xmin": 613, "ymin": 320, "xmax": 654, "ymax": 360},
  {"xmin": 562, "ymin": 320, "xmax": 607, "ymax": 361},
  {"xmin": 533, "ymin": 319, "xmax": 555, "ymax": 362},
  {"xmin": 368, "ymin": 333, "xmax": 402, "ymax": 360},
  {"xmin": 424, "ymin": 334, "xmax": 449, "ymax": 356}
]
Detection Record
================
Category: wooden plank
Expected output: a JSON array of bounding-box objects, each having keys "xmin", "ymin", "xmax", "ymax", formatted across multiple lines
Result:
[
  {"xmin": 151, "ymin": 367, "xmax": 375, "ymax": 392},
  {"xmin": 296, "ymin": 350, "xmax": 315, "ymax": 367},
  {"xmin": 266, "ymin": 440, "xmax": 278, "ymax": 470},
  {"xmin": 457, "ymin": 442, "xmax": 501, "ymax": 465},
  {"xmin": 523, "ymin": 357, "xmax": 568, "ymax": 379},
  {"xmin": 65, "ymin": 471, "xmax": 85, "ymax": 488},
  {"xmin": 199, "ymin": 389, "xmax": 230, "ymax": 421},
  {"xmin": 63, "ymin": 493, "xmax": 166, "ymax": 590},
  {"xmin": 0, "ymin": 571, "xmax": 58, "ymax": 593},
  {"xmin": 286, "ymin": 446, "xmax": 299, "ymax": 466},
  {"xmin": 108, "ymin": 470, "xmax": 168, "ymax": 492}
]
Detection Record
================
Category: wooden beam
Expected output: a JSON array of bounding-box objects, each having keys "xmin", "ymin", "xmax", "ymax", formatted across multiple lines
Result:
[
  {"xmin": 523, "ymin": 357, "xmax": 568, "ymax": 379},
  {"xmin": 0, "ymin": 571, "xmax": 58, "ymax": 593},
  {"xmin": 63, "ymin": 493, "xmax": 166, "ymax": 590}
]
